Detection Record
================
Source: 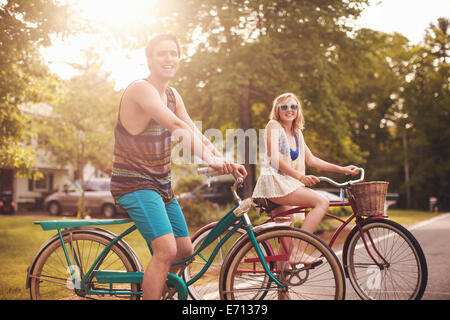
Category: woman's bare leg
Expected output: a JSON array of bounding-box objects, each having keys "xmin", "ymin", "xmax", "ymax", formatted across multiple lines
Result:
[{"xmin": 269, "ymin": 187, "xmax": 329, "ymax": 265}]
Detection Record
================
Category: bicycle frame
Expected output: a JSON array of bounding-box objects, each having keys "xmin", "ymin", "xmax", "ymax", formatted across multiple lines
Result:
[
  {"xmin": 264, "ymin": 192, "xmax": 389, "ymax": 273},
  {"xmin": 47, "ymin": 201, "xmax": 285, "ymax": 298}
]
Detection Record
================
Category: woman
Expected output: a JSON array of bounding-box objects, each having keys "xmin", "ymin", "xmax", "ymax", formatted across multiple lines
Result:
[{"xmin": 253, "ymin": 92, "xmax": 359, "ymax": 266}]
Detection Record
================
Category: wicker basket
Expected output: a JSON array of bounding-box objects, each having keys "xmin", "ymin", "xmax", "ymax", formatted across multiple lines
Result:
[{"xmin": 349, "ymin": 181, "xmax": 389, "ymax": 216}]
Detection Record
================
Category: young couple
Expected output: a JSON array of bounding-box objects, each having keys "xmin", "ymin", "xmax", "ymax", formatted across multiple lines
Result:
[{"xmin": 110, "ymin": 34, "xmax": 359, "ymax": 300}]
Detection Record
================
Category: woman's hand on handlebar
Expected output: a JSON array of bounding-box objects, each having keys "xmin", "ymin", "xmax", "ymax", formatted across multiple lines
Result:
[
  {"xmin": 298, "ymin": 174, "xmax": 320, "ymax": 187},
  {"xmin": 341, "ymin": 165, "xmax": 360, "ymax": 176}
]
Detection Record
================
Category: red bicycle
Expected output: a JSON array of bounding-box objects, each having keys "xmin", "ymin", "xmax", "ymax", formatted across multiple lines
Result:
[{"xmin": 184, "ymin": 168, "xmax": 428, "ymax": 300}]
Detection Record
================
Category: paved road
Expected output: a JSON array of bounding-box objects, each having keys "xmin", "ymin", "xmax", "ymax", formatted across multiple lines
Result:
[
  {"xmin": 410, "ymin": 213, "xmax": 450, "ymax": 300},
  {"xmin": 342, "ymin": 213, "xmax": 450, "ymax": 300}
]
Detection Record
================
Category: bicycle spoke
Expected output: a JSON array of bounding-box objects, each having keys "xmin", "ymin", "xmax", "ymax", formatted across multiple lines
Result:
[
  {"xmin": 223, "ymin": 228, "xmax": 344, "ymax": 300},
  {"xmin": 347, "ymin": 220, "xmax": 426, "ymax": 300}
]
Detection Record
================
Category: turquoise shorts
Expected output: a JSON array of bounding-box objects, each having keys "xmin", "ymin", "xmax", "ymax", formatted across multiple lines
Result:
[{"xmin": 116, "ymin": 190, "xmax": 189, "ymax": 243}]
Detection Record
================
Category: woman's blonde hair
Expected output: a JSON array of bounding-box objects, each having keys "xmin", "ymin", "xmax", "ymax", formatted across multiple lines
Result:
[{"xmin": 269, "ymin": 92, "xmax": 305, "ymax": 133}]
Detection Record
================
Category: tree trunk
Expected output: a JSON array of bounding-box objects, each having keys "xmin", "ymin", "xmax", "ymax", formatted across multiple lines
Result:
[
  {"xmin": 239, "ymin": 83, "xmax": 255, "ymax": 198},
  {"xmin": 402, "ymin": 132, "xmax": 411, "ymax": 208}
]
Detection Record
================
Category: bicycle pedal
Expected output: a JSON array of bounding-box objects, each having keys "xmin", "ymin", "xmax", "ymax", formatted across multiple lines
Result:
[
  {"xmin": 308, "ymin": 260, "xmax": 323, "ymax": 269},
  {"xmin": 292, "ymin": 259, "xmax": 323, "ymax": 271}
]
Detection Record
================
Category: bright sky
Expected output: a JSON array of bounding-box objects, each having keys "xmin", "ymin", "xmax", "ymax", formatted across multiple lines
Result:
[
  {"xmin": 42, "ymin": 0, "xmax": 450, "ymax": 90},
  {"xmin": 355, "ymin": 0, "xmax": 450, "ymax": 44}
]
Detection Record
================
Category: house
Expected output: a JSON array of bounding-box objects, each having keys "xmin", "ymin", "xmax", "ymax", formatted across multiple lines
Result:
[
  {"xmin": 1, "ymin": 103, "xmax": 99, "ymax": 212},
  {"xmin": 1, "ymin": 150, "xmax": 100, "ymax": 212},
  {"xmin": 0, "ymin": 143, "xmax": 72, "ymax": 212}
]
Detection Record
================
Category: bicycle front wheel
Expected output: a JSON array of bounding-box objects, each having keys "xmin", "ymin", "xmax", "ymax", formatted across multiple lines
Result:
[
  {"xmin": 29, "ymin": 230, "xmax": 141, "ymax": 300},
  {"xmin": 221, "ymin": 227, "xmax": 345, "ymax": 300},
  {"xmin": 345, "ymin": 219, "xmax": 428, "ymax": 300},
  {"xmin": 184, "ymin": 224, "xmax": 247, "ymax": 300}
]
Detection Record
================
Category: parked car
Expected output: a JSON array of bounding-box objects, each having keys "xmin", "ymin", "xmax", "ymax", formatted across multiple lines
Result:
[
  {"xmin": 177, "ymin": 178, "xmax": 243, "ymax": 205},
  {"xmin": 44, "ymin": 178, "xmax": 124, "ymax": 218}
]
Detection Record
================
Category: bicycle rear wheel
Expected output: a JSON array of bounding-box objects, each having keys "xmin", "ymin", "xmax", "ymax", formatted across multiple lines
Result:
[
  {"xmin": 221, "ymin": 227, "xmax": 345, "ymax": 300},
  {"xmin": 29, "ymin": 230, "xmax": 141, "ymax": 300},
  {"xmin": 345, "ymin": 219, "xmax": 427, "ymax": 300}
]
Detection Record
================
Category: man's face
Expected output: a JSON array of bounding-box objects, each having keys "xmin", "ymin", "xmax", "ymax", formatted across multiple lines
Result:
[{"xmin": 148, "ymin": 40, "xmax": 180, "ymax": 80}]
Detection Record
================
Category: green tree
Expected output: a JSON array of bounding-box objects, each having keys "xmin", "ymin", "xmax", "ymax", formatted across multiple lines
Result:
[
  {"xmin": 341, "ymin": 29, "xmax": 413, "ymax": 185},
  {"xmin": 401, "ymin": 18, "xmax": 450, "ymax": 210},
  {"xmin": 0, "ymin": 0, "xmax": 70, "ymax": 176},
  {"xmin": 167, "ymin": 0, "xmax": 370, "ymax": 195},
  {"xmin": 36, "ymin": 52, "xmax": 121, "ymax": 217}
]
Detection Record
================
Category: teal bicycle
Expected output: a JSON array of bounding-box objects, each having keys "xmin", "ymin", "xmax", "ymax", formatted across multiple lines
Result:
[{"xmin": 26, "ymin": 168, "xmax": 345, "ymax": 300}]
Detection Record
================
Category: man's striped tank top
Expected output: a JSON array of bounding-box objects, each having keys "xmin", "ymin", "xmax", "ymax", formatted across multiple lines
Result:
[{"xmin": 110, "ymin": 83, "xmax": 176, "ymax": 204}]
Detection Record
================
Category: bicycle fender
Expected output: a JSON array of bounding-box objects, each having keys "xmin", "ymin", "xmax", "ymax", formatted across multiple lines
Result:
[
  {"xmin": 191, "ymin": 221, "xmax": 217, "ymax": 241},
  {"xmin": 166, "ymin": 273, "xmax": 188, "ymax": 300},
  {"xmin": 253, "ymin": 221, "xmax": 291, "ymax": 232}
]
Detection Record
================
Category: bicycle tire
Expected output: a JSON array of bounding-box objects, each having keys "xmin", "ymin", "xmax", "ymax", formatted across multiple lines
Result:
[
  {"xmin": 29, "ymin": 229, "xmax": 142, "ymax": 300},
  {"xmin": 183, "ymin": 224, "xmax": 248, "ymax": 300},
  {"xmin": 345, "ymin": 219, "xmax": 428, "ymax": 300},
  {"xmin": 220, "ymin": 227, "xmax": 346, "ymax": 300}
]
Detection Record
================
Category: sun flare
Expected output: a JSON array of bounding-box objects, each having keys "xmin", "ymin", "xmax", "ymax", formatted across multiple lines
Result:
[{"xmin": 73, "ymin": 0, "xmax": 158, "ymax": 27}]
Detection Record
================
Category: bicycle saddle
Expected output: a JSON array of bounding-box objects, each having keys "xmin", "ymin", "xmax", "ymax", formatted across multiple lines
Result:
[{"xmin": 253, "ymin": 198, "xmax": 281, "ymax": 214}]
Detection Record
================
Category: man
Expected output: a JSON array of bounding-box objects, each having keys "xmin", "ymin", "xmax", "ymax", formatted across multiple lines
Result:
[{"xmin": 110, "ymin": 34, "xmax": 246, "ymax": 299}]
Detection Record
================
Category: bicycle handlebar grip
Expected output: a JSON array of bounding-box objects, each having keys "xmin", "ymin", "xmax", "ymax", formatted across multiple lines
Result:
[{"xmin": 358, "ymin": 167, "xmax": 365, "ymax": 181}]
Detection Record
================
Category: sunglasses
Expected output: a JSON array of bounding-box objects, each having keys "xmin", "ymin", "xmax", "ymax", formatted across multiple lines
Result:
[{"xmin": 278, "ymin": 104, "xmax": 299, "ymax": 112}]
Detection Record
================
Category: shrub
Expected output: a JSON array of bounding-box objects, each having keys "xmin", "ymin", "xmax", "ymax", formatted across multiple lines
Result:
[
  {"xmin": 327, "ymin": 206, "xmax": 352, "ymax": 217},
  {"xmin": 174, "ymin": 175, "xmax": 204, "ymax": 194},
  {"xmin": 178, "ymin": 198, "xmax": 235, "ymax": 228}
]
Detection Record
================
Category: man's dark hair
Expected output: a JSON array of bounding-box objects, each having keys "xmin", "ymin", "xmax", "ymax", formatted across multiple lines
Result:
[{"xmin": 145, "ymin": 34, "xmax": 181, "ymax": 62}]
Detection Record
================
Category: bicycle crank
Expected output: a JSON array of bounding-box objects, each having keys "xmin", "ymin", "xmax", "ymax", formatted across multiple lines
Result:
[{"xmin": 280, "ymin": 260, "xmax": 323, "ymax": 286}]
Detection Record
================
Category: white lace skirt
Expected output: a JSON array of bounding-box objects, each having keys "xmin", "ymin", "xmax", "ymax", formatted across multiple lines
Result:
[{"xmin": 252, "ymin": 167, "xmax": 304, "ymax": 199}]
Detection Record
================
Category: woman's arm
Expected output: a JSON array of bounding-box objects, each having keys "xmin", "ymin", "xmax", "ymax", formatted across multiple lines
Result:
[{"xmin": 304, "ymin": 143, "xmax": 359, "ymax": 175}]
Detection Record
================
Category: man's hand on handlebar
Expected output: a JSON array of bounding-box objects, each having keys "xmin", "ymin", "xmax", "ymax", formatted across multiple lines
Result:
[
  {"xmin": 209, "ymin": 156, "xmax": 232, "ymax": 175},
  {"xmin": 209, "ymin": 157, "xmax": 247, "ymax": 179},
  {"xmin": 232, "ymin": 164, "xmax": 247, "ymax": 179}
]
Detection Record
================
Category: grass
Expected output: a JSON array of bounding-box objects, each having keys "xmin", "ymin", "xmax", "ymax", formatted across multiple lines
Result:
[
  {"xmin": 0, "ymin": 215, "xmax": 152, "ymax": 300},
  {"xmin": 0, "ymin": 208, "xmax": 441, "ymax": 299}
]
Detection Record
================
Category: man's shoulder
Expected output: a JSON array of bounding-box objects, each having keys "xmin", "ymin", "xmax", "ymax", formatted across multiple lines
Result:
[
  {"xmin": 127, "ymin": 79, "xmax": 153, "ymax": 91},
  {"xmin": 123, "ymin": 79, "xmax": 158, "ymax": 100}
]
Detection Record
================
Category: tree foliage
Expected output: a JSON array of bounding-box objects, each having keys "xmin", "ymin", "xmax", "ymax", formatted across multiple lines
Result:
[
  {"xmin": 2, "ymin": 0, "xmax": 448, "ymax": 210},
  {"xmin": 35, "ymin": 52, "xmax": 121, "ymax": 181},
  {"xmin": 401, "ymin": 18, "xmax": 450, "ymax": 209},
  {"xmin": 0, "ymin": 0, "xmax": 68, "ymax": 176},
  {"xmin": 106, "ymin": 1, "xmax": 448, "ymax": 209}
]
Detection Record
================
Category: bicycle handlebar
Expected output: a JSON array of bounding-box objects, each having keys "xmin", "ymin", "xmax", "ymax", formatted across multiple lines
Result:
[
  {"xmin": 317, "ymin": 168, "xmax": 365, "ymax": 187},
  {"xmin": 198, "ymin": 166, "xmax": 365, "ymax": 201},
  {"xmin": 197, "ymin": 167, "xmax": 243, "ymax": 202}
]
